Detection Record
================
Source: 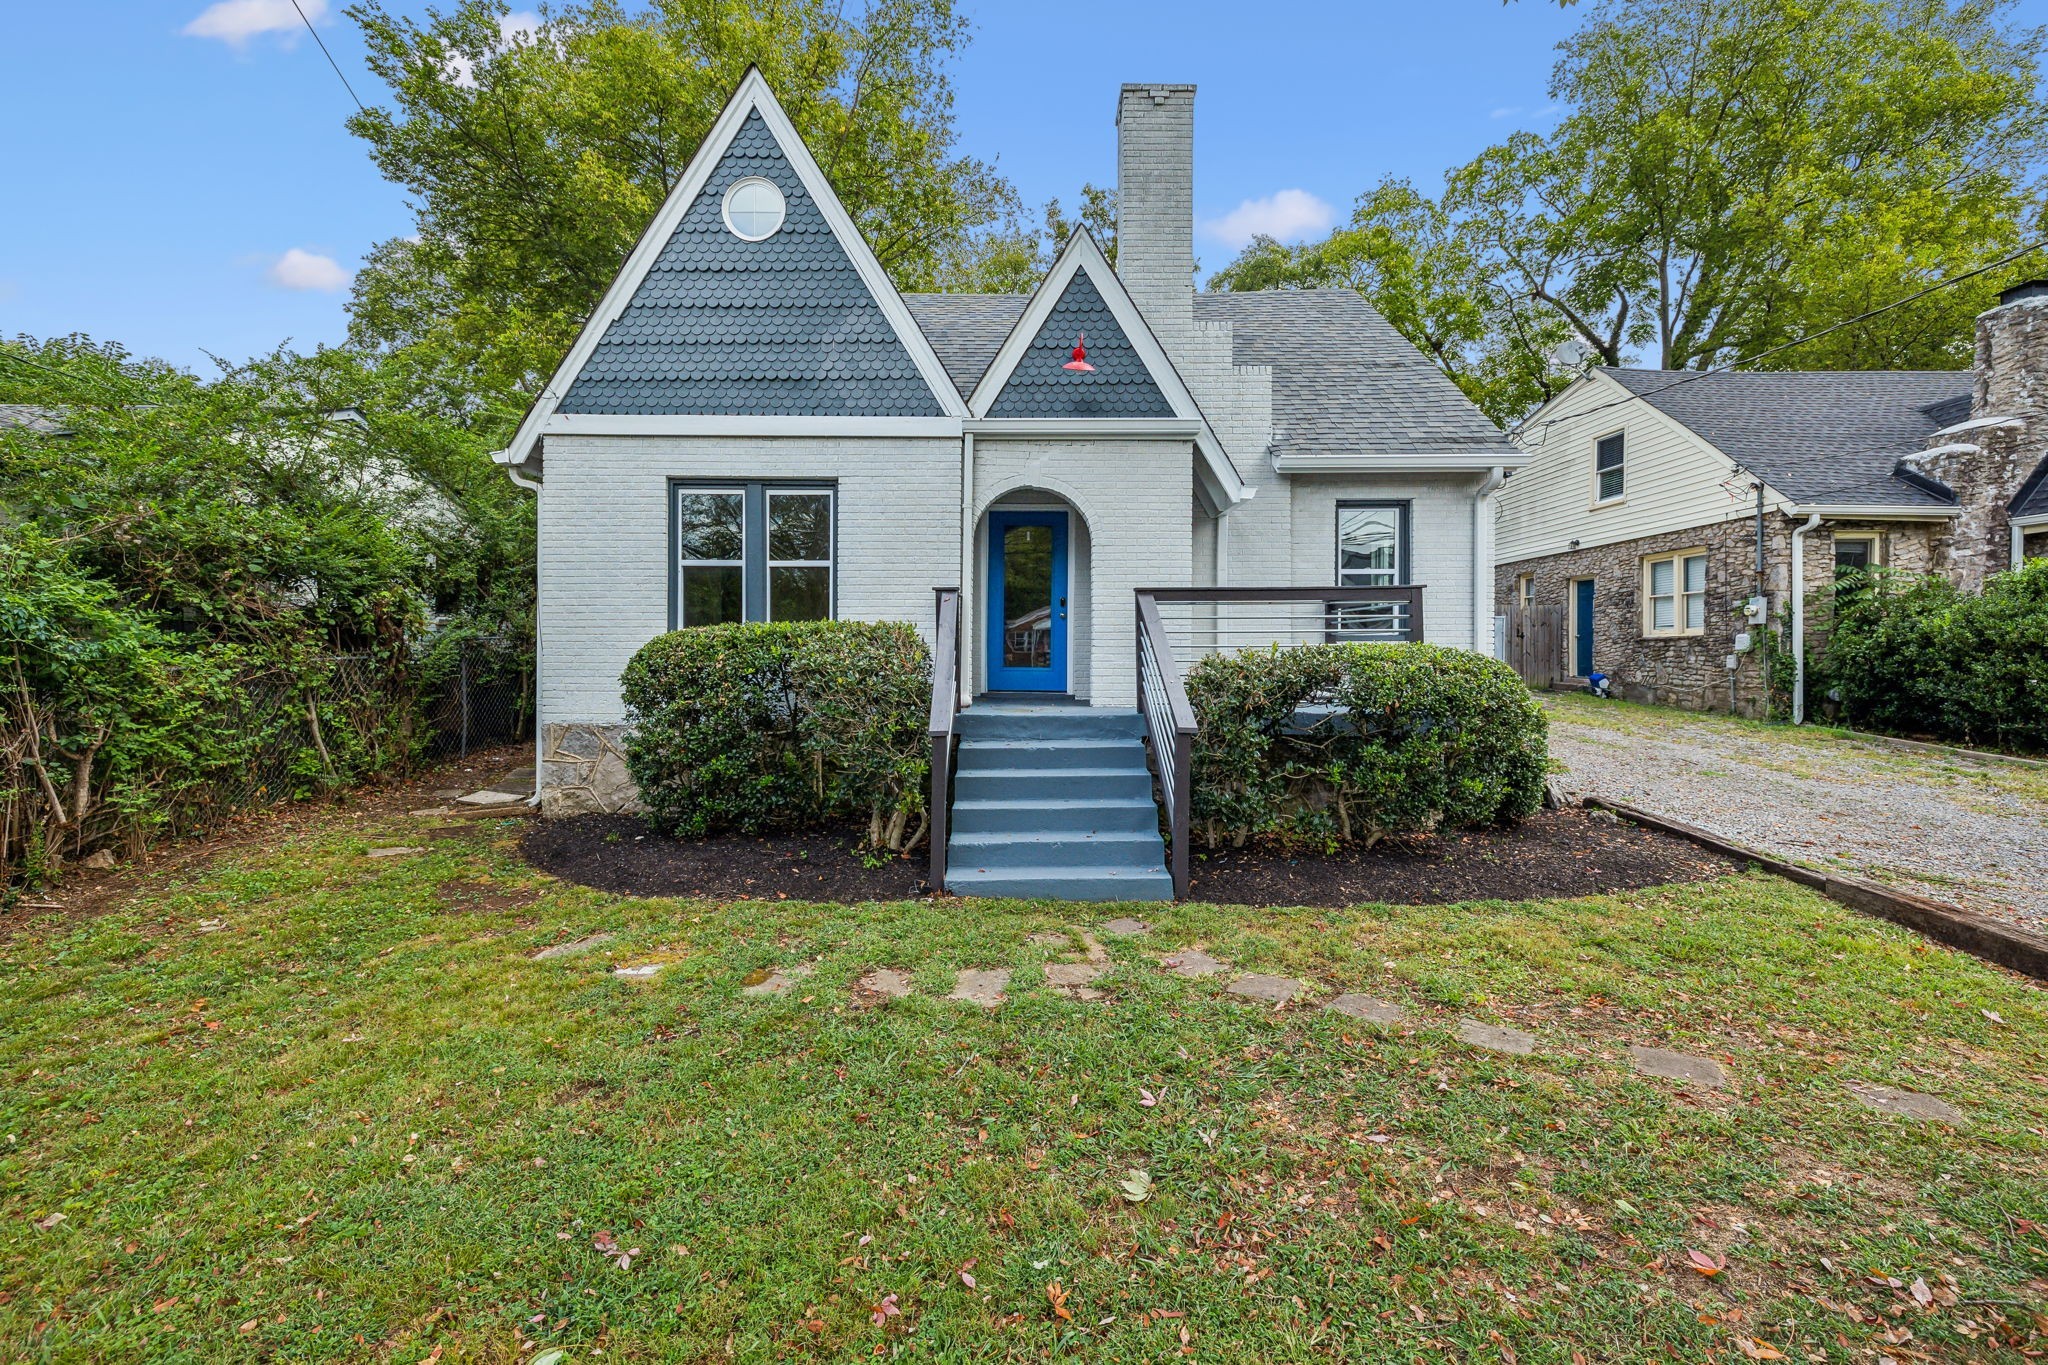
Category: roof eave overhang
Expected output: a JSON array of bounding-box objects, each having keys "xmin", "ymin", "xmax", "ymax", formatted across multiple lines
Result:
[
  {"xmin": 1784, "ymin": 504, "xmax": 1961, "ymax": 519},
  {"xmin": 492, "ymin": 446, "xmax": 542, "ymax": 490},
  {"xmin": 2008, "ymin": 510, "xmax": 2048, "ymax": 527},
  {"xmin": 1271, "ymin": 451, "xmax": 1530, "ymax": 474}
]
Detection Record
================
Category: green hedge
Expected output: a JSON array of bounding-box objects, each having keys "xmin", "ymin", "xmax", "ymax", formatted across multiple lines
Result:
[
  {"xmin": 1185, "ymin": 643, "xmax": 1548, "ymax": 849},
  {"xmin": 1814, "ymin": 559, "xmax": 2048, "ymax": 752},
  {"xmin": 620, "ymin": 620, "xmax": 932, "ymax": 850}
]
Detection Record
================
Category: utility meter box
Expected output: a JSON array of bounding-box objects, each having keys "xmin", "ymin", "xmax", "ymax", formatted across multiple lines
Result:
[
  {"xmin": 1743, "ymin": 595, "xmax": 1769, "ymax": 625},
  {"xmin": 1733, "ymin": 631, "xmax": 1753, "ymax": 653}
]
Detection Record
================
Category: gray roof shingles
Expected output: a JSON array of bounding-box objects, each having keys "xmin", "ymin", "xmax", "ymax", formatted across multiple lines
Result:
[
  {"xmin": 560, "ymin": 111, "xmax": 943, "ymax": 417},
  {"xmin": 902, "ymin": 293, "xmax": 1025, "ymax": 396},
  {"xmin": 1593, "ymin": 367, "xmax": 1973, "ymax": 507},
  {"xmin": 2012, "ymin": 454, "xmax": 2048, "ymax": 518}
]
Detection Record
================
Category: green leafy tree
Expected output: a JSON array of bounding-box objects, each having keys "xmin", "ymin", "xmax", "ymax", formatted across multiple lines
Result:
[
  {"xmin": 345, "ymin": 0, "xmax": 1013, "ymax": 408},
  {"xmin": 1214, "ymin": 0, "xmax": 2047, "ymax": 422},
  {"xmin": 934, "ymin": 183, "xmax": 1116, "ymax": 293}
]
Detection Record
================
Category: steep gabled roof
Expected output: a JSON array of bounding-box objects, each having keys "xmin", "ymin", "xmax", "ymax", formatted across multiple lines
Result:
[
  {"xmin": 495, "ymin": 68, "xmax": 965, "ymax": 477},
  {"xmin": 965, "ymin": 229, "xmax": 1246, "ymax": 508},
  {"xmin": 1195, "ymin": 291, "xmax": 1517, "ymax": 460},
  {"xmin": 2012, "ymin": 453, "xmax": 2048, "ymax": 519},
  {"xmin": 902, "ymin": 294, "xmax": 1026, "ymax": 396},
  {"xmin": 1594, "ymin": 367, "xmax": 1972, "ymax": 507}
]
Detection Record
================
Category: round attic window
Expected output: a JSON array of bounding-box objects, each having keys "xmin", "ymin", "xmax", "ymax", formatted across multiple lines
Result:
[{"xmin": 721, "ymin": 177, "xmax": 786, "ymax": 240}]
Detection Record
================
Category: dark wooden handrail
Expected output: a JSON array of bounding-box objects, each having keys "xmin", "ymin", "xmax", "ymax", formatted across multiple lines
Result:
[
  {"xmin": 928, "ymin": 587, "xmax": 962, "ymax": 893},
  {"xmin": 1138, "ymin": 584, "xmax": 1426, "ymax": 611}
]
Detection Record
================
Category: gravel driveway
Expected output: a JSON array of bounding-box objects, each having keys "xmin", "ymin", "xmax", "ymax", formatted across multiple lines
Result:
[{"xmin": 1541, "ymin": 694, "xmax": 2048, "ymax": 932}]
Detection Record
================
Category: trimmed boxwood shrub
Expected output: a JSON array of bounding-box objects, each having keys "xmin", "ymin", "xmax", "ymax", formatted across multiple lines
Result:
[
  {"xmin": 1813, "ymin": 559, "xmax": 2048, "ymax": 752},
  {"xmin": 620, "ymin": 620, "xmax": 931, "ymax": 850},
  {"xmin": 1185, "ymin": 642, "xmax": 1547, "ymax": 848}
]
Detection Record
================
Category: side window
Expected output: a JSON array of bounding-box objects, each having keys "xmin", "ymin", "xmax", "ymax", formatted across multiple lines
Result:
[
  {"xmin": 1642, "ymin": 549, "xmax": 1707, "ymax": 636},
  {"xmin": 1594, "ymin": 432, "xmax": 1626, "ymax": 503},
  {"xmin": 1333, "ymin": 502, "xmax": 1410, "ymax": 639},
  {"xmin": 1833, "ymin": 535, "xmax": 1876, "ymax": 578},
  {"xmin": 673, "ymin": 483, "xmax": 835, "ymax": 627}
]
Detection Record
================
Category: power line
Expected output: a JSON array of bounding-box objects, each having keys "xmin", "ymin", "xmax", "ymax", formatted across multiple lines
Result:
[
  {"xmin": 1516, "ymin": 238, "xmax": 2048, "ymax": 446},
  {"xmin": 292, "ymin": 0, "xmax": 366, "ymax": 114}
]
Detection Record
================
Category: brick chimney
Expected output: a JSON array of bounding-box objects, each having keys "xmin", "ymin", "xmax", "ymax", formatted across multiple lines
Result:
[{"xmin": 1116, "ymin": 83, "xmax": 1197, "ymax": 358}]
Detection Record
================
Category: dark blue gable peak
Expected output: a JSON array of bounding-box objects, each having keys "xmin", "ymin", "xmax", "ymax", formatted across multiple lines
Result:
[
  {"xmin": 559, "ymin": 110, "xmax": 944, "ymax": 417},
  {"xmin": 987, "ymin": 269, "xmax": 1175, "ymax": 419}
]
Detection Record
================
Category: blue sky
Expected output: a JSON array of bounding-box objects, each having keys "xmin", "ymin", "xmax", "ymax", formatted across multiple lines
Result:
[{"xmin": 4, "ymin": 1, "xmax": 2026, "ymax": 371}]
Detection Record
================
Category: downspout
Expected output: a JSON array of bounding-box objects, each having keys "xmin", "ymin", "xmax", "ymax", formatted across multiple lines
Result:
[
  {"xmin": 1473, "ymin": 466, "xmax": 1507, "ymax": 653},
  {"xmin": 960, "ymin": 431, "xmax": 976, "ymax": 697},
  {"xmin": 1790, "ymin": 512, "xmax": 1822, "ymax": 725}
]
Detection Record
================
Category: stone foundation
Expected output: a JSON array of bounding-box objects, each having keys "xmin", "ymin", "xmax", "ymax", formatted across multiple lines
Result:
[{"xmin": 540, "ymin": 722, "xmax": 643, "ymax": 816}]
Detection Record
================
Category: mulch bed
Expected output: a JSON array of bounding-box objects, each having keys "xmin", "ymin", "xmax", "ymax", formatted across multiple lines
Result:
[
  {"xmin": 523, "ymin": 808, "xmax": 1745, "ymax": 907},
  {"xmin": 523, "ymin": 816, "xmax": 928, "ymax": 902}
]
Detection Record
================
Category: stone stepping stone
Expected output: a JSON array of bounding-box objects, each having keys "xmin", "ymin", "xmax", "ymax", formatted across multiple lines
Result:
[
  {"xmin": 1100, "ymin": 917, "xmax": 1152, "ymax": 937},
  {"xmin": 1845, "ymin": 1082, "xmax": 1965, "ymax": 1124},
  {"xmin": 1044, "ymin": 962, "xmax": 1107, "ymax": 1000},
  {"xmin": 1457, "ymin": 1020, "xmax": 1536, "ymax": 1056},
  {"xmin": 531, "ymin": 932, "xmax": 614, "ymax": 960},
  {"xmin": 949, "ymin": 968, "xmax": 1010, "ymax": 1008},
  {"xmin": 742, "ymin": 964, "xmax": 814, "ymax": 997},
  {"xmin": 1227, "ymin": 974, "xmax": 1309, "ymax": 1005},
  {"xmin": 1326, "ymin": 994, "xmax": 1408, "ymax": 1029},
  {"xmin": 612, "ymin": 963, "xmax": 664, "ymax": 980},
  {"xmin": 857, "ymin": 968, "xmax": 915, "ymax": 999},
  {"xmin": 1628, "ymin": 1045, "xmax": 1729, "ymax": 1090},
  {"xmin": 457, "ymin": 790, "xmax": 524, "ymax": 807},
  {"xmin": 367, "ymin": 845, "xmax": 425, "ymax": 859},
  {"xmin": 1024, "ymin": 931, "xmax": 1069, "ymax": 948},
  {"xmin": 1161, "ymin": 949, "xmax": 1230, "ymax": 978}
]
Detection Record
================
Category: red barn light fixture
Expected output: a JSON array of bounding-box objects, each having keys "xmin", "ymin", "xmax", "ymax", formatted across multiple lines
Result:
[{"xmin": 1062, "ymin": 332, "xmax": 1095, "ymax": 373}]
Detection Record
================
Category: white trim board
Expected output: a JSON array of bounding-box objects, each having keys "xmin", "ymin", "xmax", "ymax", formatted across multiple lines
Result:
[
  {"xmin": 496, "ymin": 66, "xmax": 967, "ymax": 480},
  {"xmin": 1785, "ymin": 505, "xmax": 1961, "ymax": 519},
  {"xmin": 542, "ymin": 415, "xmax": 963, "ymax": 438},
  {"xmin": 966, "ymin": 228, "xmax": 1248, "ymax": 511},
  {"xmin": 1271, "ymin": 452, "xmax": 1528, "ymax": 474}
]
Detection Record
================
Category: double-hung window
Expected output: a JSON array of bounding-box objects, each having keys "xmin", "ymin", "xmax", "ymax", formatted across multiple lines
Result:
[
  {"xmin": 1642, "ymin": 549, "xmax": 1707, "ymax": 637},
  {"xmin": 1833, "ymin": 535, "xmax": 1877, "ymax": 579},
  {"xmin": 1594, "ymin": 432, "xmax": 1626, "ymax": 503},
  {"xmin": 1332, "ymin": 501, "xmax": 1410, "ymax": 639},
  {"xmin": 672, "ymin": 482, "xmax": 834, "ymax": 627}
]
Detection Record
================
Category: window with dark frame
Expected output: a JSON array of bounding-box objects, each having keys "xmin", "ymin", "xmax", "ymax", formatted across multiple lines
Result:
[
  {"xmin": 1332, "ymin": 501, "xmax": 1410, "ymax": 639},
  {"xmin": 1594, "ymin": 432, "xmax": 1626, "ymax": 502},
  {"xmin": 672, "ymin": 482, "xmax": 834, "ymax": 628},
  {"xmin": 1833, "ymin": 536, "xmax": 1875, "ymax": 578}
]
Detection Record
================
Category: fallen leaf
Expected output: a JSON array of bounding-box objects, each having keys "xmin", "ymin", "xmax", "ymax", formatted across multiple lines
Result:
[
  {"xmin": 1734, "ymin": 1337, "xmax": 1785, "ymax": 1360},
  {"xmin": 238, "ymin": 1318, "xmax": 259, "ymax": 1334},
  {"xmin": 959, "ymin": 1270, "xmax": 977, "ymax": 1289},
  {"xmin": 34, "ymin": 1212, "xmax": 65, "ymax": 1232},
  {"xmin": 593, "ymin": 1230, "xmax": 619, "ymax": 1255},
  {"xmin": 869, "ymin": 1292, "xmax": 901, "ymax": 1327},
  {"xmin": 1047, "ymin": 1281, "xmax": 1072, "ymax": 1322},
  {"xmin": 1982, "ymin": 1009, "xmax": 2005, "ymax": 1024},
  {"xmin": 152, "ymin": 1298, "xmax": 178, "ymax": 1313},
  {"xmin": 1139, "ymin": 1088, "xmax": 1158, "ymax": 1108},
  {"xmin": 531, "ymin": 1352, "xmax": 567, "ymax": 1365},
  {"xmin": 1120, "ymin": 1169, "xmax": 1153, "ymax": 1202},
  {"xmin": 1910, "ymin": 1277, "xmax": 1933, "ymax": 1308},
  {"xmin": 1688, "ymin": 1248, "xmax": 1727, "ymax": 1277}
]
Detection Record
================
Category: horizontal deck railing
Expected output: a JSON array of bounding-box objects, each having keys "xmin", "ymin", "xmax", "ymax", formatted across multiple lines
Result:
[{"xmin": 1133, "ymin": 586, "xmax": 1426, "ymax": 899}]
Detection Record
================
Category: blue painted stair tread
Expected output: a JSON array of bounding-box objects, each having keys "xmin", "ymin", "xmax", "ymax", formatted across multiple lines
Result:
[{"xmin": 944, "ymin": 703, "xmax": 1172, "ymax": 902}]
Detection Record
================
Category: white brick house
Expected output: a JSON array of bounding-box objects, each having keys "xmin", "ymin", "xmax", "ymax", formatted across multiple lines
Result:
[{"xmin": 497, "ymin": 70, "xmax": 1523, "ymax": 827}]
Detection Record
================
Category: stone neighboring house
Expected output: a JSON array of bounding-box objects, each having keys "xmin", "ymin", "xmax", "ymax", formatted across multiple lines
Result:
[
  {"xmin": 1494, "ymin": 282, "xmax": 2048, "ymax": 719},
  {"xmin": 497, "ymin": 66, "xmax": 1522, "ymax": 900}
]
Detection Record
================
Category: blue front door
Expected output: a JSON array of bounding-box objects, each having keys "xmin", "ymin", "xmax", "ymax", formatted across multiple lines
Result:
[
  {"xmin": 986, "ymin": 511, "xmax": 1068, "ymax": 692},
  {"xmin": 1574, "ymin": 579, "xmax": 1596, "ymax": 677}
]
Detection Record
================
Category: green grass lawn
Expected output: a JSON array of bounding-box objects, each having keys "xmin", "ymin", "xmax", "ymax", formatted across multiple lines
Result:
[{"xmin": 3, "ymin": 801, "xmax": 2046, "ymax": 1363}]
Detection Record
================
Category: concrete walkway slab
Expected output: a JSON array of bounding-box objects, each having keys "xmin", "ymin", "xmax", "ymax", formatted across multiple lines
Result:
[
  {"xmin": 1326, "ymin": 994, "xmax": 1408, "ymax": 1028},
  {"xmin": 949, "ymin": 968, "xmax": 1010, "ymax": 1008},
  {"xmin": 1044, "ymin": 962, "xmax": 1106, "ymax": 1000},
  {"xmin": 1845, "ymin": 1082, "xmax": 1965, "ymax": 1124},
  {"xmin": 1161, "ymin": 949, "xmax": 1230, "ymax": 978},
  {"xmin": 857, "ymin": 968, "xmax": 915, "ymax": 999},
  {"xmin": 1457, "ymin": 1020, "xmax": 1536, "ymax": 1056},
  {"xmin": 531, "ymin": 933, "xmax": 613, "ymax": 960},
  {"xmin": 742, "ymin": 964, "xmax": 814, "ymax": 997},
  {"xmin": 1227, "ymin": 974, "xmax": 1309, "ymax": 1005},
  {"xmin": 1100, "ymin": 917, "xmax": 1152, "ymax": 937},
  {"xmin": 1628, "ymin": 1045, "xmax": 1729, "ymax": 1089}
]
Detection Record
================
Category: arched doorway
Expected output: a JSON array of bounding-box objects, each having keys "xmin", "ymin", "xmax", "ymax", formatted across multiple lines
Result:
[{"xmin": 975, "ymin": 490, "xmax": 1092, "ymax": 698}]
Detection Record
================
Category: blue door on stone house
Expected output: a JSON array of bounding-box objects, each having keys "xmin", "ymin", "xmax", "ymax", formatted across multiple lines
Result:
[
  {"xmin": 1574, "ymin": 579, "xmax": 1596, "ymax": 677},
  {"xmin": 985, "ymin": 510, "xmax": 1069, "ymax": 692}
]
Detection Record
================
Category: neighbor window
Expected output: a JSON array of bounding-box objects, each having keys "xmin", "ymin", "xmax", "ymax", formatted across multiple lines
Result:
[
  {"xmin": 672, "ymin": 482, "xmax": 834, "ymax": 627},
  {"xmin": 1594, "ymin": 432, "xmax": 1626, "ymax": 503},
  {"xmin": 1643, "ymin": 549, "xmax": 1707, "ymax": 637},
  {"xmin": 1332, "ymin": 501, "xmax": 1410, "ymax": 638},
  {"xmin": 1515, "ymin": 573, "xmax": 1536, "ymax": 609},
  {"xmin": 1833, "ymin": 535, "xmax": 1877, "ymax": 578}
]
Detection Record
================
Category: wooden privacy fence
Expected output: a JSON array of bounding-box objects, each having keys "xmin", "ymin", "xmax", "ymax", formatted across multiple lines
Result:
[{"xmin": 1504, "ymin": 604, "xmax": 1568, "ymax": 688}]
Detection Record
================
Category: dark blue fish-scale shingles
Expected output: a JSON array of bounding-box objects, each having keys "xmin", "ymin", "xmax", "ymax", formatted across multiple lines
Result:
[
  {"xmin": 986, "ymin": 270, "xmax": 1174, "ymax": 419},
  {"xmin": 559, "ymin": 111, "xmax": 944, "ymax": 416}
]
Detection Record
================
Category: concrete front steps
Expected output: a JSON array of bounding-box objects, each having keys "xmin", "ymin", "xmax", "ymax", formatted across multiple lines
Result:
[{"xmin": 944, "ymin": 702, "xmax": 1173, "ymax": 902}]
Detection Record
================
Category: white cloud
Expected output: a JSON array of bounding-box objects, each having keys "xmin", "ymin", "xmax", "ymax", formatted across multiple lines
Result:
[
  {"xmin": 183, "ymin": 0, "xmax": 326, "ymax": 49},
  {"xmin": 1200, "ymin": 189, "xmax": 1336, "ymax": 250},
  {"xmin": 267, "ymin": 248, "xmax": 351, "ymax": 292},
  {"xmin": 446, "ymin": 11, "xmax": 541, "ymax": 86}
]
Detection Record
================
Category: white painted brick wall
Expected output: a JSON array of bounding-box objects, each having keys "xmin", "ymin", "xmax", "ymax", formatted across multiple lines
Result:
[
  {"xmin": 1288, "ymin": 475, "xmax": 1481, "ymax": 650},
  {"xmin": 973, "ymin": 438, "xmax": 1194, "ymax": 707},
  {"xmin": 1116, "ymin": 84, "xmax": 1197, "ymax": 362},
  {"xmin": 538, "ymin": 434, "xmax": 961, "ymax": 726}
]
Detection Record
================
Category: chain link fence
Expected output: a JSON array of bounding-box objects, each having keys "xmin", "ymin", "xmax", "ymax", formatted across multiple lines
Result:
[{"xmin": 423, "ymin": 639, "xmax": 535, "ymax": 760}]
